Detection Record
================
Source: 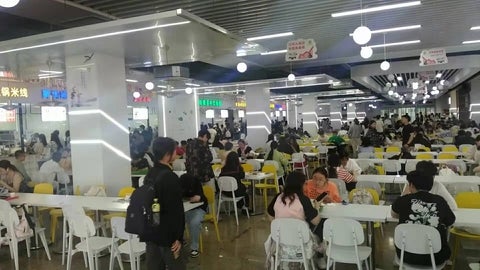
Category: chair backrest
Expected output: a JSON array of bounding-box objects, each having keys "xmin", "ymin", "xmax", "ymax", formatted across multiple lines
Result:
[
  {"xmin": 349, "ymin": 188, "xmax": 379, "ymax": 205},
  {"xmin": 329, "ymin": 178, "xmax": 347, "ymax": 198},
  {"xmin": 34, "ymin": 183, "xmax": 54, "ymax": 194},
  {"xmin": 442, "ymin": 145, "xmax": 458, "ymax": 152},
  {"xmin": 0, "ymin": 207, "xmax": 21, "ymax": 239},
  {"xmin": 383, "ymin": 152, "xmax": 397, "ymax": 159},
  {"xmin": 374, "ymin": 147, "xmax": 383, "ymax": 153},
  {"xmin": 355, "ymin": 160, "xmax": 373, "ymax": 171},
  {"xmin": 212, "ymin": 164, "xmax": 222, "ymax": 177},
  {"xmin": 417, "ymin": 146, "xmax": 431, "ymax": 152},
  {"xmin": 270, "ymin": 218, "xmax": 311, "ymax": 246},
  {"xmin": 68, "ymin": 214, "xmax": 96, "ymax": 238},
  {"xmin": 383, "ymin": 160, "xmax": 401, "ymax": 173},
  {"xmin": 323, "ymin": 218, "xmax": 365, "ymax": 246},
  {"xmin": 394, "ymin": 223, "xmax": 442, "ymax": 256},
  {"xmin": 246, "ymin": 159, "xmax": 261, "ymax": 171},
  {"xmin": 354, "ymin": 181, "xmax": 382, "ymax": 199},
  {"xmin": 264, "ymin": 160, "xmax": 280, "ymax": 171},
  {"xmin": 446, "ymin": 182, "xmax": 480, "ymax": 197},
  {"xmin": 110, "ymin": 216, "xmax": 130, "ymax": 240},
  {"xmin": 459, "ymin": 144, "xmax": 473, "ymax": 153},
  {"xmin": 291, "ymin": 153, "xmax": 304, "ymax": 162},
  {"xmin": 446, "ymin": 160, "xmax": 466, "ymax": 174},
  {"xmin": 386, "ymin": 146, "xmax": 400, "ymax": 153},
  {"xmin": 210, "ymin": 148, "xmax": 218, "ymax": 159},
  {"xmin": 217, "ymin": 176, "xmax": 238, "ymax": 192},
  {"xmin": 317, "ymin": 146, "xmax": 328, "ymax": 154},
  {"xmin": 172, "ymin": 159, "xmax": 186, "ymax": 171},
  {"xmin": 438, "ymin": 153, "xmax": 456, "ymax": 159},
  {"xmin": 405, "ymin": 160, "xmax": 419, "ymax": 173},
  {"xmin": 118, "ymin": 186, "xmax": 135, "ymax": 198},
  {"xmin": 62, "ymin": 204, "xmax": 87, "ymax": 221},
  {"xmin": 416, "ymin": 153, "xmax": 433, "ymax": 160},
  {"xmin": 241, "ymin": 163, "xmax": 254, "ymax": 172},
  {"xmin": 357, "ymin": 152, "xmax": 373, "ymax": 159},
  {"xmin": 303, "ymin": 146, "xmax": 314, "ymax": 152},
  {"xmin": 262, "ymin": 164, "xmax": 278, "ymax": 179},
  {"xmin": 202, "ymin": 185, "xmax": 215, "ymax": 206},
  {"xmin": 455, "ymin": 192, "xmax": 480, "ymax": 208}
]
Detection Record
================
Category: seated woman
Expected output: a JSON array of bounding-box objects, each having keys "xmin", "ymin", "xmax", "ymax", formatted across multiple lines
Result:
[
  {"xmin": 0, "ymin": 160, "xmax": 30, "ymax": 193},
  {"xmin": 358, "ymin": 137, "xmax": 374, "ymax": 153},
  {"xmin": 219, "ymin": 152, "xmax": 249, "ymax": 209},
  {"xmin": 237, "ymin": 139, "xmax": 253, "ymax": 159},
  {"xmin": 264, "ymin": 141, "xmax": 288, "ymax": 180},
  {"xmin": 303, "ymin": 167, "xmax": 342, "ymax": 203},
  {"xmin": 179, "ymin": 174, "xmax": 207, "ymax": 258},
  {"xmin": 327, "ymin": 154, "xmax": 357, "ymax": 192}
]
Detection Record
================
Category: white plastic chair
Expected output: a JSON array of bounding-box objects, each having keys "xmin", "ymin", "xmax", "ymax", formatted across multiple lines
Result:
[
  {"xmin": 0, "ymin": 206, "xmax": 51, "ymax": 270},
  {"xmin": 109, "ymin": 217, "xmax": 146, "ymax": 270},
  {"xmin": 172, "ymin": 159, "xmax": 186, "ymax": 171},
  {"xmin": 358, "ymin": 152, "xmax": 374, "ymax": 159},
  {"xmin": 216, "ymin": 176, "xmax": 249, "ymax": 226},
  {"xmin": 445, "ymin": 160, "xmax": 466, "ymax": 175},
  {"xmin": 246, "ymin": 159, "xmax": 262, "ymax": 171},
  {"xmin": 394, "ymin": 223, "xmax": 446, "ymax": 270},
  {"xmin": 292, "ymin": 152, "xmax": 309, "ymax": 178},
  {"xmin": 459, "ymin": 144, "xmax": 473, "ymax": 153},
  {"xmin": 65, "ymin": 212, "xmax": 122, "ymax": 270},
  {"xmin": 317, "ymin": 146, "xmax": 329, "ymax": 164},
  {"xmin": 355, "ymin": 160, "xmax": 373, "ymax": 172},
  {"xmin": 383, "ymin": 160, "xmax": 401, "ymax": 175},
  {"xmin": 330, "ymin": 178, "xmax": 348, "ymax": 201},
  {"xmin": 323, "ymin": 218, "xmax": 371, "ymax": 270},
  {"xmin": 405, "ymin": 160, "xmax": 419, "ymax": 173},
  {"xmin": 270, "ymin": 218, "xmax": 316, "ymax": 270},
  {"xmin": 446, "ymin": 182, "xmax": 480, "ymax": 197},
  {"xmin": 383, "ymin": 152, "xmax": 397, "ymax": 159}
]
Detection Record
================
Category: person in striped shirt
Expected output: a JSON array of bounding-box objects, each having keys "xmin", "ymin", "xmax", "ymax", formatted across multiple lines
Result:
[{"xmin": 327, "ymin": 153, "xmax": 357, "ymax": 191}]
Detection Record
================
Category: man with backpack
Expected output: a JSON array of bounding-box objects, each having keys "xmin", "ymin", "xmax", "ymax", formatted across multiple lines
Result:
[{"xmin": 137, "ymin": 137, "xmax": 186, "ymax": 270}]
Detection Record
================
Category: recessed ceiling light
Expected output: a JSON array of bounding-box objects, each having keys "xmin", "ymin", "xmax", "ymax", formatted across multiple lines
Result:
[
  {"xmin": 436, "ymin": 73, "xmax": 442, "ymax": 78},
  {"xmin": 369, "ymin": 40, "xmax": 421, "ymax": 48},
  {"xmin": 463, "ymin": 40, "xmax": 480, "ymax": 44},
  {"xmin": 471, "ymin": 26, "xmax": 480, "ymax": 30},
  {"xmin": 349, "ymin": 25, "xmax": 421, "ymax": 36},
  {"xmin": 425, "ymin": 80, "xmax": 430, "ymax": 84},
  {"xmin": 260, "ymin": 49, "xmax": 288, "ymax": 55},
  {"xmin": 331, "ymin": 1, "xmax": 421, "ymax": 17},
  {"xmin": 157, "ymin": 85, "xmax": 167, "ymax": 88},
  {"xmin": 397, "ymin": 76, "xmax": 403, "ymax": 81},
  {"xmin": 143, "ymin": 61, "xmax": 152, "ymax": 65},
  {"xmin": 247, "ymin": 32, "xmax": 294, "ymax": 41},
  {"xmin": 126, "ymin": 79, "xmax": 138, "ymax": 83},
  {"xmin": 185, "ymin": 83, "xmax": 200, "ymax": 87},
  {"xmin": 392, "ymin": 82, "xmax": 398, "ymax": 87}
]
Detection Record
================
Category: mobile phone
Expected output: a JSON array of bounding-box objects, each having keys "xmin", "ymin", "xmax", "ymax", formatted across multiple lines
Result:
[{"xmin": 315, "ymin": 192, "xmax": 328, "ymax": 202}]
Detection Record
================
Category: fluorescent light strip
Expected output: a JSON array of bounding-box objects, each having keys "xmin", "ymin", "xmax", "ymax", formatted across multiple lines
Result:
[
  {"xmin": 126, "ymin": 79, "xmax": 138, "ymax": 83},
  {"xmin": 0, "ymin": 21, "xmax": 190, "ymax": 54},
  {"xmin": 247, "ymin": 125, "xmax": 271, "ymax": 134},
  {"xmin": 302, "ymin": 112, "xmax": 319, "ymax": 120},
  {"xmin": 39, "ymin": 70, "xmax": 63, "ymax": 74},
  {"xmin": 470, "ymin": 112, "xmax": 480, "ymax": 118},
  {"xmin": 331, "ymin": 1, "xmax": 421, "ymax": 17},
  {"xmin": 246, "ymin": 111, "xmax": 272, "ymax": 124},
  {"xmin": 270, "ymin": 83, "xmax": 331, "ymax": 90},
  {"xmin": 194, "ymin": 89, "xmax": 199, "ymax": 136},
  {"xmin": 185, "ymin": 83, "xmax": 200, "ymax": 87},
  {"xmin": 369, "ymin": 40, "xmax": 421, "ymax": 48},
  {"xmin": 303, "ymin": 121, "xmax": 319, "ymax": 129},
  {"xmin": 157, "ymin": 85, "xmax": 167, "ymax": 88},
  {"xmin": 462, "ymin": 40, "xmax": 480, "ymax": 44},
  {"xmin": 471, "ymin": 26, "xmax": 480, "ymax": 30},
  {"xmin": 469, "ymin": 103, "xmax": 480, "ymax": 111},
  {"xmin": 38, "ymin": 74, "xmax": 63, "ymax": 79},
  {"xmin": 161, "ymin": 96, "xmax": 167, "ymax": 136},
  {"xmin": 349, "ymin": 25, "xmax": 421, "ymax": 36},
  {"xmin": 247, "ymin": 32, "xmax": 294, "ymax": 41},
  {"xmin": 69, "ymin": 109, "xmax": 129, "ymax": 134},
  {"xmin": 71, "ymin": 139, "xmax": 131, "ymax": 161},
  {"xmin": 260, "ymin": 50, "xmax": 287, "ymax": 55}
]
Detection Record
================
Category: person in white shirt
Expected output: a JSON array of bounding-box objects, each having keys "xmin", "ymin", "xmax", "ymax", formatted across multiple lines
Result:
[
  {"xmin": 339, "ymin": 152, "xmax": 362, "ymax": 178},
  {"xmin": 402, "ymin": 161, "xmax": 457, "ymax": 210},
  {"xmin": 39, "ymin": 152, "xmax": 70, "ymax": 193},
  {"xmin": 375, "ymin": 116, "xmax": 384, "ymax": 133}
]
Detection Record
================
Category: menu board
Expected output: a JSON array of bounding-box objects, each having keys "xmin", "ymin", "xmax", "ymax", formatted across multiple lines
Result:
[
  {"xmin": 133, "ymin": 107, "xmax": 149, "ymax": 120},
  {"xmin": 41, "ymin": 106, "xmax": 66, "ymax": 122},
  {"xmin": 0, "ymin": 108, "xmax": 15, "ymax": 122}
]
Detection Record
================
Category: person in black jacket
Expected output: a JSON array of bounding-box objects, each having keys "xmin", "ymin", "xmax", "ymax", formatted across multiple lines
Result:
[
  {"xmin": 219, "ymin": 152, "xmax": 249, "ymax": 209},
  {"xmin": 179, "ymin": 174, "xmax": 207, "ymax": 258},
  {"xmin": 142, "ymin": 137, "xmax": 186, "ymax": 270}
]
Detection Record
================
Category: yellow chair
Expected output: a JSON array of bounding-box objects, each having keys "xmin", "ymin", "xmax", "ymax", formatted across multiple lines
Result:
[
  {"xmin": 198, "ymin": 185, "xmax": 221, "ymax": 253},
  {"xmin": 374, "ymin": 153, "xmax": 383, "ymax": 159},
  {"xmin": 240, "ymin": 164, "xmax": 254, "ymax": 187},
  {"xmin": 416, "ymin": 153, "xmax": 433, "ymax": 160},
  {"xmin": 282, "ymin": 153, "xmax": 292, "ymax": 172},
  {"xmin": 33, "ymin": 183, "xmax": 54, "ymax": 228},
  {"xmin": 255, "ymin": 165, "xmax": 280, "ymax": 210},
  {"xmin": 374, "ymin": 147, "xmax": 383, "ymax": 153},
  {"xmin": 348, "ymin": 188, "xmax": 384, "ymax": 235},
  {"xmin": 212, "ymin": 164, "xmax": 222, "ymax": 173},
  {"xmin": 443, "ymin": 145, "xmax": 459, "ymax": 152},
  {"xmin": 101, "ymin": 187, "xmax": 136, "ymax": 228},
  {"xmin": 438, "ymin": 152, "xmax": 456, "ymax": 159},
  {"xmin": 450, "ymin": 192, "xmax": 480, "ymax": 269},
  {"xmin": 375, "ymin": 165, "xmax": 385, "ymax": 175},
  {"xmin": 417, "ymin": 146, "xmax": 431, "ymax": 152},
  {"xmin": 386, "ymin": 146, "xmax": 400, "ymax": 153}
]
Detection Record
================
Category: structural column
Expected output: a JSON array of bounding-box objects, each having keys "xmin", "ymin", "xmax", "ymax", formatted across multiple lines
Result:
[
  {"xmin": 347, "ymin": 103, "xmax": 357, "ymax": 123},
  {"xmin": 66, "ymin": 43, "xmax": 131, "ymax": 196},
  {"xmin": 157, "ymin": 90, "xmax": 199, "ymax": 140},
  {"xmin": 329, "ymin": 100, "xmax": 342, "ymax": 130},
  {"xmin": 245, "ymin": 83, "xmax": 271, "ymax": 149},
  {"xmin": 301, "ymin": 96, "xmax": 319, "ymax": 136}
]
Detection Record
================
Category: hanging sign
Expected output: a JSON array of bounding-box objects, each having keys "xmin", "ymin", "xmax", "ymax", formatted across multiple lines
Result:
[
  {"xmin": 235, "ymin": 101, "xmax": 247, "ymax": 108},
  {"xmin": 285, "ymin": 39, "xmax": 318, "ymax": 62},
  {"xmin": 199, "ymin": 99, "xmax": 222, "ymax": 107},
  {"xmin": 0, "ymin": 86, "xmax": 28, "ymax": 98},
  {"xmin": 419, "ymin": 48, "xmax": 448, "ymax": 66},
  {"xmin": 42, "ymin": 89, "xmax": 68, "ymax": 100}
]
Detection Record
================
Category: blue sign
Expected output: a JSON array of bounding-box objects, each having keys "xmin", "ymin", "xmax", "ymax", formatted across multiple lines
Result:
[{"xmin": 42, "ymin": 89, "xmax": 68, "ymax": 100}]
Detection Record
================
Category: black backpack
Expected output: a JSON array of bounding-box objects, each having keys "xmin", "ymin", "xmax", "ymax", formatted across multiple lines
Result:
[{"xmin": 125, "ymin": 169, "xmax": 166, "ymax": 236}]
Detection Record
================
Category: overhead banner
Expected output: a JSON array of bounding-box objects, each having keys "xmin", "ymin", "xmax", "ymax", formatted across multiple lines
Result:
[
  {"xmin": 419, "ymin": 48, "xmax": 448, "ymax": 66},
  {"xmin": 286, "ymin": 39, "xmax": 318, "ymax": 62}
]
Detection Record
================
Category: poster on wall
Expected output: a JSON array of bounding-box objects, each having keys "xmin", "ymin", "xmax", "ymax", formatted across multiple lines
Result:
[
  {"xmin": 132, "ymin": 107, "xmax": 148, "ymax": 120},
  {"xmin": 67, "ymin": 55, "xmax": 99, "ymax": 109},
  {"xmin": 419, "ymin": 48, "xmax": 448, "ymax": 66},
  {"xmin": 41, "ymin": 106, "xmax": 67, "ymax": 122},
  {"xmin": 285, "ymin": 39, "xmax": 318, "ymax": 62},
  {"xmin": 0, "ymin": 108, "xmax": 16, "ymax": 122}
]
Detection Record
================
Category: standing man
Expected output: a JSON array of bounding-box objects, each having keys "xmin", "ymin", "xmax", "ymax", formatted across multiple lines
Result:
[
  {"xmin": 185, "ymin": 130, "xmax": 214, "ymax": 183},
  {"xmin": 401, "ymin": 114, "xmax": 415, "ymax": 147},
  {"xmin": 141, "ymin": 137, "xmax": 186, "ymax": 270}
]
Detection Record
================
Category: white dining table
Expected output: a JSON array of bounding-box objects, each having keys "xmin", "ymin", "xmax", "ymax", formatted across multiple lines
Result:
[
  {"xmin": 244, "ymin": 172, "xmax": 274, "ymax": 215},
  {"xmin": 394, "ymin": 175, "xmax": 480, "ymax": 185},
  {"xmin": 357, "ymin": 175, "xmax": 396, "ymax": 184}
]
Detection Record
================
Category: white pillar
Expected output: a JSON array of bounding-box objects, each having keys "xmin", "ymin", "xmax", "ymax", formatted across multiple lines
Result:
[
  {"xmin": 330, "ymin": 101, "xmax": 342, "ymax": 130},
  {"xmin": 67, "ymin": 48, "xmax": 131, "ymax": 196},
  {"xmin": 301, "ymin": 96, "xmax": 319, "ymax": 136},
  {"xmin": 347, "ymin": 103, "xmax": 356, "ymax": 123},
  {"xmin": 158, "ymin": 90, "xmax": 199, "ymax": 141},
  {"xmin": 469, "ymin": 76, "xmax": 480, "ymax": 122},
  {"xmin": 245, "ymin": 83, "xmax": 271, "ymax": 149}
]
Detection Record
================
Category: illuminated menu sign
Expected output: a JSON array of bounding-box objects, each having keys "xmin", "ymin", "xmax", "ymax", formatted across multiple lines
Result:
[
  {"xmin": 0, "ymin": 86, "xmax": 28, "ymax": 98},
  {"xmin": 199, "ymin": 99, "xmax": 222, "ymax": 107},
  {"xmin": 235, "ymin": 101, "xmax": 247, "ymax": 108},
  {"xmin": 0, "ymin": 108, "xmax": 16, "ymax": 122},
  {"xmin": 42, "ymin": 89, "xmax": 68, "ymax": 100}
]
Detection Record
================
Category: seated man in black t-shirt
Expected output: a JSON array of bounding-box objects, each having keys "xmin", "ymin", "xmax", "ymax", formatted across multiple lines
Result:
[{"xmin": 391, "ymin": 171, "xmax": 455, "ymax": 266}]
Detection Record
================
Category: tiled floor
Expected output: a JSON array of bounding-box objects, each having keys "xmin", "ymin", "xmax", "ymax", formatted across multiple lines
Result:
[{"xmin": 0, "ymin": 204, "xmax": 476, "ymax": 269}]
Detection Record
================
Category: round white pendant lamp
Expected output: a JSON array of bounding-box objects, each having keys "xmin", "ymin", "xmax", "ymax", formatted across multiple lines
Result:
[
  {"xmin": 0, "ymin": 0, "xmax": 20, "ymax": 8},
  {"xmin": 380, "ymin": 60, "xmax": 390, "ymax": 71},
  {"xmin": 360, "ymin": 46, "xmax": 373, "ymax": 59},
  {"xmin": 352, "ymin": 26, "xmax": 372, "ymax": 45},
  {"xmin": 287, "ymin": 73, "xmax": 296, "ymax": 81},
  {"xmin": 132, "ymin": 91, "xmax": 141, "ymax": 98},
  {"xmin": 145, "ymin": 82, "xmax": 154, "ymax": 90},
  {"xmin": 387, "ymin": 74, "xmax": 395, "ymax": 81},
  {"xmin": 388, "ymin": 90, "xmax": 394, "ymax": 96},
  {"xmin": 185, "ymin": 87, "xmax": 193, "ymax": 94},
  {"xmin": 236, "ymin": 62, "xmax": 247, "ymax": 73}
]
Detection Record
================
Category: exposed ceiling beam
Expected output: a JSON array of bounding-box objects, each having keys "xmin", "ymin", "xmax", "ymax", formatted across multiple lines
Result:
[{"xmin": 50, "ymin": 0, "xmax": 118, "ymax": 20}]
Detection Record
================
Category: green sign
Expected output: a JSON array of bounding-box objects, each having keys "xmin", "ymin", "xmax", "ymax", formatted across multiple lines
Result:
[{"xmin": 199, "ymin": 99, "xmax": 222, "ymax": 107}]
